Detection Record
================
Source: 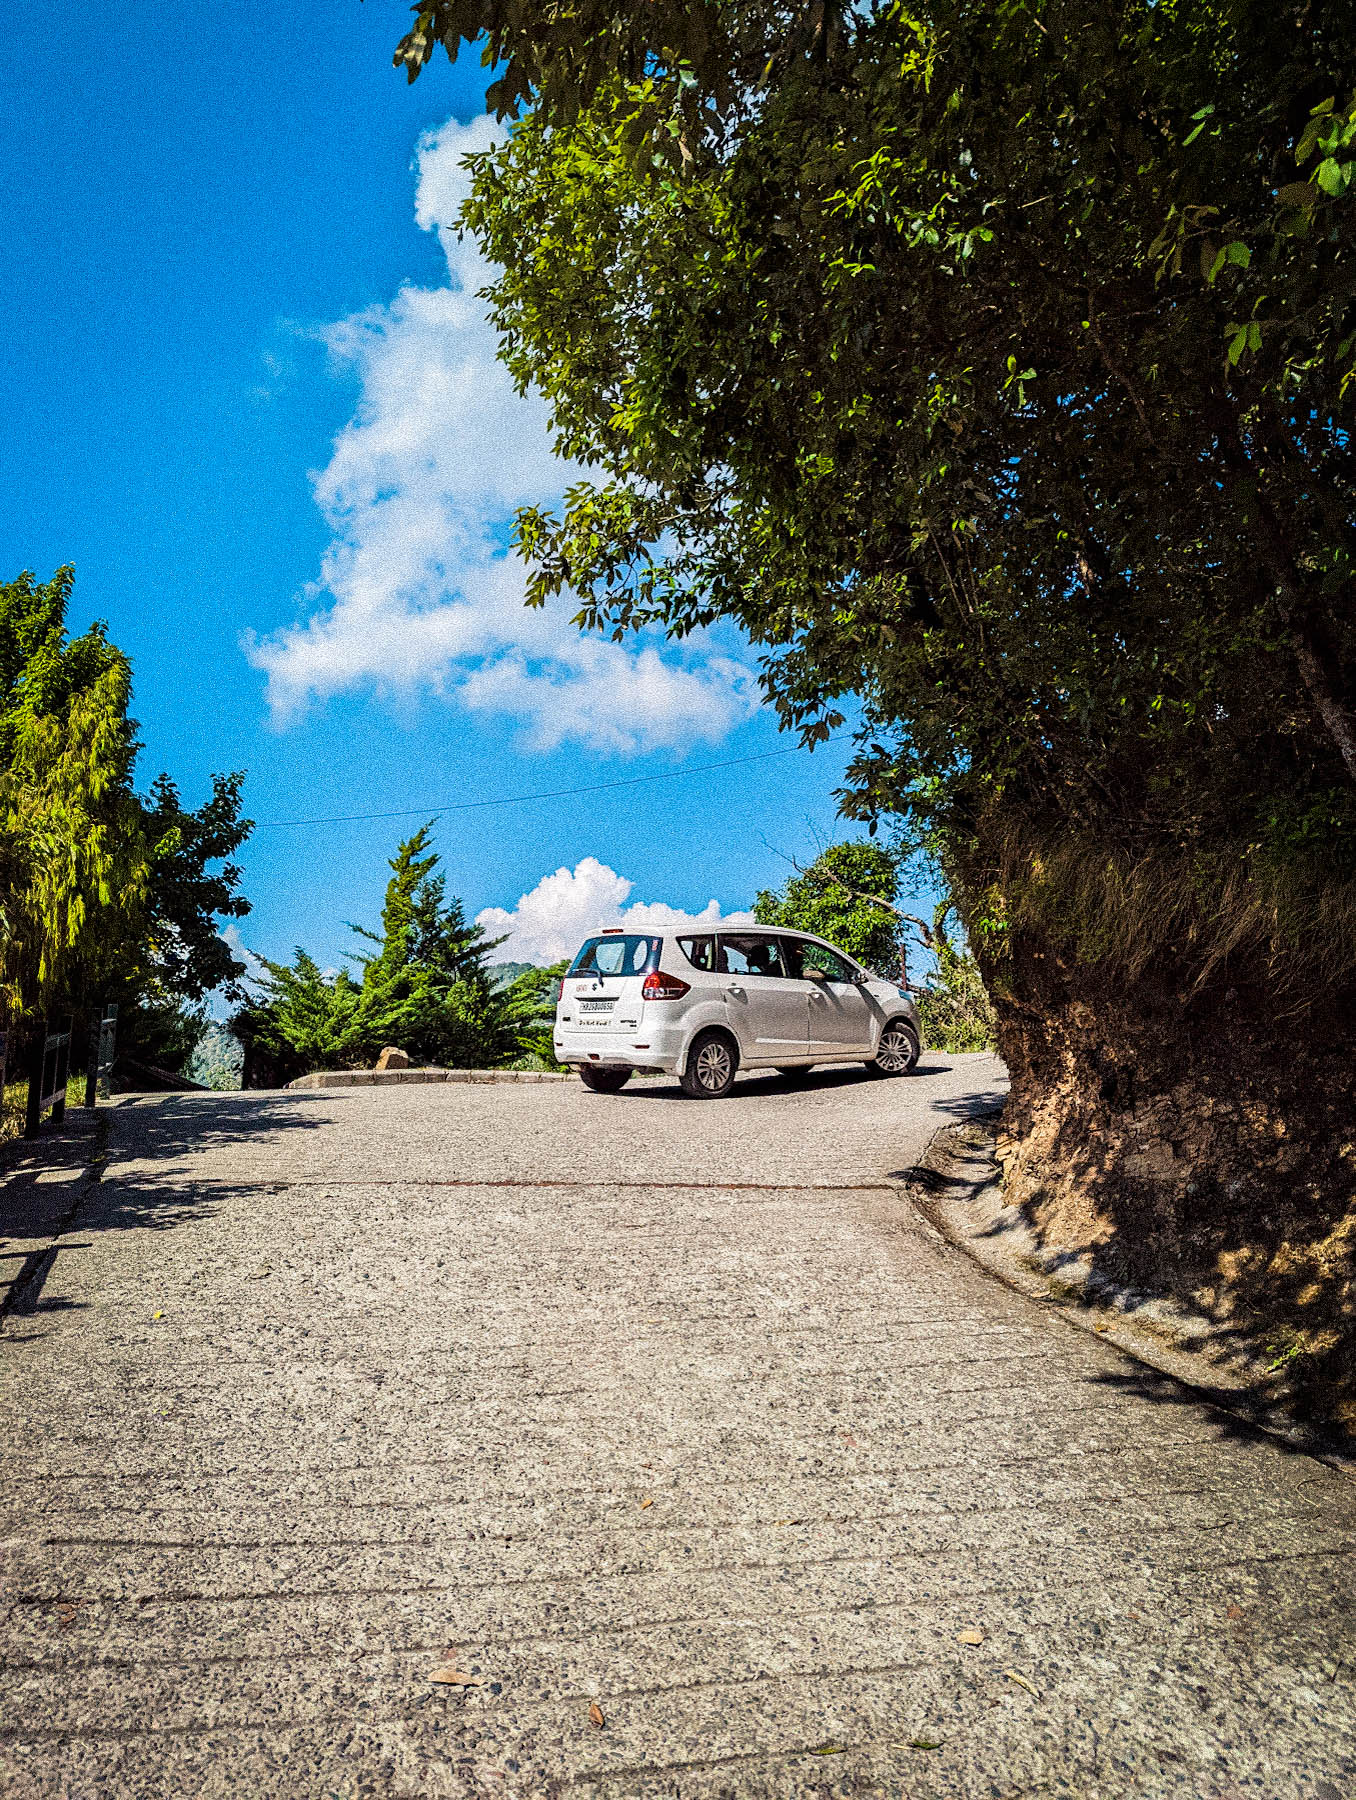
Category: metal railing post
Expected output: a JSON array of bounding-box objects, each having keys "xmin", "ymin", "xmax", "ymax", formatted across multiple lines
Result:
[
  {"xmin": 96, "ymin": 1005, "xmax": 117, "ymax": 1101},
  {"xmin": 24, "ymin": 1023, "xmax": 45, "ymax": 1138},
  {"xmin": 84, "ymin": 1009, "xmax": 100, "ymax": 1108},
  {"xmin": 51, "ymin": 1018, "xmax": 71, "ymax": 1125}
]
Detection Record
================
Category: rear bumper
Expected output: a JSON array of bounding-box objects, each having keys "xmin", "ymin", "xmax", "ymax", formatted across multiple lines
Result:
[{"xmin": 553, "ymin": 1022, "xmax": 687, "ymax": 1073}]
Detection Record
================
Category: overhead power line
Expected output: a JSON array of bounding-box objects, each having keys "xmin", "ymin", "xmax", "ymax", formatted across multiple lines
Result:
[{"xmin": 251, "ymin": 741, "xmax": 836, "ymax": 830}]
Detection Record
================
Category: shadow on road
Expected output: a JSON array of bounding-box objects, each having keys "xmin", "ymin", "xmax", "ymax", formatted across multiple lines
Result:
[
  {"xmin": 2, "ymin": 1093, "xmax": 328, "ymax": 1242},
  {"xmin": 1081, "ymin": 1366, "xmax": 1342, "ymax": 1462},
  {"xmin": 615, "ymin": 1057, "xmax": 983, "ymax": 1101},
  {"xmin": 1, "ymin": 1093, "xmax": 331, "ymax": 1340}
]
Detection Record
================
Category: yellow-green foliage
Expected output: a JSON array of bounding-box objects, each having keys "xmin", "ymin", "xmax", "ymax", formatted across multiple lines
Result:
[{"xmin": 0, "ymin": 569, "xmax": 150, "ymax": 1018}]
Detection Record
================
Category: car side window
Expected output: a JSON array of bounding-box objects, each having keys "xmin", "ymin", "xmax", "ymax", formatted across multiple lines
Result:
[
  {"xmin": 719, "ymin": 935, "xmax": 787, "ymax": 978},
  {"xmin": 679, "ymin": 935, "xmax": 715, "ymax": 973},
  {"xmin": 799, "ymin": 941, "xmax": 857, "ymax": 984}
]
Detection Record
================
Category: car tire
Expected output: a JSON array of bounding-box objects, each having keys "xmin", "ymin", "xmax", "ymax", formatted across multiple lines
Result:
[
  {"xmin": 579, "ymin": 1066, "xmax": 632, "ymax": 1094},
  {"xmin": 866, "ymin": 1020, "xmax": 920, "ymax": 1077},
  {"xmin": 680, "ymin": 1029, "xmax": 738, "ymax": 1098}
]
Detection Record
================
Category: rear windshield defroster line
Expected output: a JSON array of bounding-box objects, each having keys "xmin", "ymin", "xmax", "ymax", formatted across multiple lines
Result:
[{"xmin": 568, "ymin": 935, "xmax": 662, "ymax": 978}]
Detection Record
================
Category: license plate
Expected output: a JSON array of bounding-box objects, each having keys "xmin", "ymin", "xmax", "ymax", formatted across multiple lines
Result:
[{"xmin": 580, "ymin": 999, "xmax": 614, "ymax": 1013}]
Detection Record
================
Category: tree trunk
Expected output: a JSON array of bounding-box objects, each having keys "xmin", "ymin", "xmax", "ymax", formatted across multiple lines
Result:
[{"xmin": 985, "ymin": 929, "xmax": 1356, "ymax": 1433}]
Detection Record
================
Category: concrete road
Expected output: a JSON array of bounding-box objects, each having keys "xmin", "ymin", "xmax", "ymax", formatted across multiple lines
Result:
[{"xmin": 2, "ymin": 1053, "xmax": 1354, "ymax": 1799}]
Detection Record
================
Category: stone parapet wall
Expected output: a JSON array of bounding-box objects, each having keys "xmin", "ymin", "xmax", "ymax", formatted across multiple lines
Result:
[{"xmin": 286, "ymin": 1068, "xmax": 574, "ymax": 1090}]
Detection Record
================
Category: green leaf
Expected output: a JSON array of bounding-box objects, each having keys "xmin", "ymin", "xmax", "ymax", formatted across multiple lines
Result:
[
  {"xmin": 1316, "ymin": 158, "xmax": 1346, "ymax": 197},
  {"xmin": 1183, "ymin": 103, "xmax": 1214, "ymax": 145}
]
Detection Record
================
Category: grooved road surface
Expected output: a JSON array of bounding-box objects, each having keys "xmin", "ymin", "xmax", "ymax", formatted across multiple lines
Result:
[{"xmin": 2, "ymin": 1054, "xmax": 1354, "ymax": 1800}]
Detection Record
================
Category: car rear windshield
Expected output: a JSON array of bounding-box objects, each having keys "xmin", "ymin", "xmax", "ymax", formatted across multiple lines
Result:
[{"xmin": 568, "ymin": 934, "xmax": 661, "ymax": 978}]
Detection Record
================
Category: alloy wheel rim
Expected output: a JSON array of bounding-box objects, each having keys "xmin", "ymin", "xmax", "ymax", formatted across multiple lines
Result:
[
  {"xmin": 698, "ymin": 1044, "xmax": 731, "ymax": 1089},
  {"xmin": 878, "ymin": 1028, "xmax": 915, "ymax": 1073}
]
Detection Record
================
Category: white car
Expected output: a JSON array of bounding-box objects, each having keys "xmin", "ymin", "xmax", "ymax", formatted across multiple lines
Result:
[{"xmin": 553, "ymin": 926, "xmax": 923, "ymax": 1097}]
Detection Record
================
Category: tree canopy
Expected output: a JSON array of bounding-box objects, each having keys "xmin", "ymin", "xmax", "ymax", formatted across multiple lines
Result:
[
  {"xmin": 0, "ymin": 568, "xmax": 147, "ymax": 1016},
  {"xmin": 440, "ymin": 0, "xmax": 1354, "ymax": 1018}
]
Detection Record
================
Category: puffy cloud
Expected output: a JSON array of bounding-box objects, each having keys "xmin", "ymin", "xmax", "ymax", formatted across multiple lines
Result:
[
  {"xmin": 247, "ymin": 117, "xmax": 759, "ymax": 752},
  {"xmin": 477, "ymin": 857, "xmax": 756, "ymax": 965}
]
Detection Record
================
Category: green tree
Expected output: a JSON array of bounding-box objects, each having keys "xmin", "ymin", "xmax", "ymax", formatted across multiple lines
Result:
[
  {"xmin": 0, "ymin": 568, "xmax": 148, "ymax": 1019},
  {"xmin": 235, "ymin": 829, "xmax": 518, "ymax": 1080},
  {"xmin": 99, "ymin": 772, "xmax": 253, "ymax": 1077},
  {"xmin": 404, "ymin": 0, "xmax": 1356, "ymax": 1229},
  {"xmin": 754, "ymin": 843, "xmax": 904, "ymax": 975},
  {"xmin": 501, "ymin": 959, "xmax": 571, "ymax": 1069},
  {"xmin": 754, "ymin": 843, "xmax": 997, "ymax": 1050},
  {"xmin": 0, "ymin": 568, "xmax": 253, "ymax": 1078}
]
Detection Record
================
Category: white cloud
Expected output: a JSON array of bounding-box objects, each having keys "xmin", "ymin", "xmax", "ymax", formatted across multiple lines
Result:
[
  {"xmin": 477, "ymin": 857, "xmax": 756, "ymax": 965},
  {"xmin": 247, "ymin": 117, "xmax": 759, "ymax": 753}
]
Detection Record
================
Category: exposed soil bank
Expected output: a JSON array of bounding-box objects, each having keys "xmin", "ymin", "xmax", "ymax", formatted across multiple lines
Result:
[{"xmin": 977, "ymin": 958, "xmax": 1356, "ymax": 1436}]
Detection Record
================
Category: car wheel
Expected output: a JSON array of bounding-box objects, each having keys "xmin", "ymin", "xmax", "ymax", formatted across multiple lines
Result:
[
  {"xmin": 579, "ymin": 1066, "xmax": 631, "ymax": 1094},
  {"xmin": 867, "ymin": 1020, "xmax": 920, "ymax": 1076},
  {"xmin": 680, "ymin": 1030, "xmax": 738, "ymax": 1098}
]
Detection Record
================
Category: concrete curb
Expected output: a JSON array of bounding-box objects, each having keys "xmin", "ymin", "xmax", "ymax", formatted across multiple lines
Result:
[
  {"xmin": 900, "ymin": 1115, "xmax": 1354, "ymax": 1469},
  {"xmin": 286, "ymin": 1067, "xmax": 575, "ymax": 1089}
]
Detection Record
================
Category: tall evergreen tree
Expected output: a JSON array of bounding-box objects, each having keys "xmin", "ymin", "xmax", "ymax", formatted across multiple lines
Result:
[
  {"xmin": 0, "ymin": 568, "xmax": 148, "ymax": 1019},
  {"xmin": 0, "ymin": 567, "xmax": 252, "ymax": 1076},
  {"xmin": 236, "ymin": 829, "xmax": 516, "ymax": 1080}
]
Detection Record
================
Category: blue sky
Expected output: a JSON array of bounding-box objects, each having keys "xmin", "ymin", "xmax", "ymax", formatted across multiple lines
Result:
[{"xmin": 2, "ymin": 3, "xmax": 862, "ymax": 973}]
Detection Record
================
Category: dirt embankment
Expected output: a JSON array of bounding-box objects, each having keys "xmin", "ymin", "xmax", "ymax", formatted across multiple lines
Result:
[{"xmin": 984, "ymin": 958, "xmax": 1356, "ymax": 1439}]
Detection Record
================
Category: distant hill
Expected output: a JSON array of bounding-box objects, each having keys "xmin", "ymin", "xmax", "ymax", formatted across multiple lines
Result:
[{"xmin": 487, "ymin": 961, "xmax": 539, "ymax": 990}]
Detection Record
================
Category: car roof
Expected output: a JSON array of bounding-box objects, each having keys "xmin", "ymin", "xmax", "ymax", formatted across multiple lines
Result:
[
  {"xmin": 657, "ymin": 924, "xmax": 863, "ymax": 959},
  {"xmin": 581, "ymin": 925, "xmax": 861, "ymax": 959}
]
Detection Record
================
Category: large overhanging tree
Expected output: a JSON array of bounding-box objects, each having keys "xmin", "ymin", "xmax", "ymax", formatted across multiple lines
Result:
[{"xmin": 392, "ymin": 1, "xmax": 1356, "ymax": 1390}]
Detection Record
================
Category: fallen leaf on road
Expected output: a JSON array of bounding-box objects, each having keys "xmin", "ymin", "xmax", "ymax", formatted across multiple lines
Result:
[
  {"xmin": 429, "ymin": 1667, "xmax": 484, "ymax": 1686},
  {"xmin": 151, "ymin": 1311, "xmax": 163, "ymax": 1320},
  {"xmin": 588, "ymin": 1702, "xmax": 605, "ymax": 1729},
  {"xmin": 909, "ymin": 1738, "xmax": 942, "ymax": 1751},
  {"xmin": 1003, "ymin": 1668, "xmax": 1040, "ymax": 1697},
  {"xmin": 956, "ymin": 1629, "xmax": 984, "ymax": 1646},
  {"xmin": 639, "ymin": 1498, "xmax": 653, "ymax": 1510},
  {"xmin": 54, "ymin": 1603, "xmax": 78, "ymax": 1627},
  {"xmin": 840, "ymin": 1433, "xmax": 859, "ymax": 1448},
  {"xmin": 809, "ymin": 1743, "xmax": 847, "ymax": 1755},
  {"xmin": 773, "ymin": 1518, "xmax": 803, "ymax": 1527},
  {"xmin": 1226, "ymin": 1604, "xmax": 1245, "ymax": 1621}
]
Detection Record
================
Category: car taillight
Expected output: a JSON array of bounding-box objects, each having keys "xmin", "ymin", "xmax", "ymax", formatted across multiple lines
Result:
[
  {"xmin": 642, "ymin": 970, "xmax": 690, "ymax": 1001},
  {"xmin": 556, "ymin": 978, "xmax": 565, "ymax": 1003}
]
